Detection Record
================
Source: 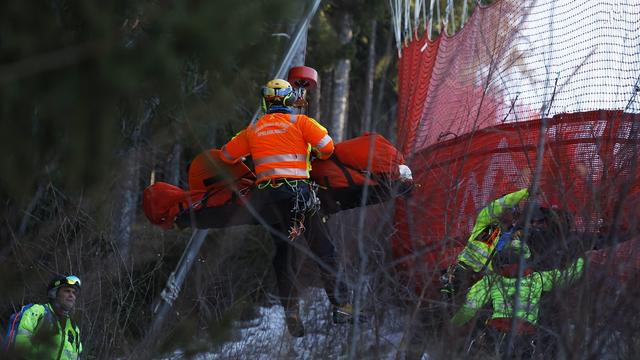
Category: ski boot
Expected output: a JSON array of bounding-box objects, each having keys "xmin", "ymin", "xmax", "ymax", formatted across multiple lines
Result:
[
  {"xmin": 284, "ymin": 307, "xmax": 305, "ymax": 337},
  {"xmin": 332, "ymin": 304, "xmax": 361, "ymax": 324}
]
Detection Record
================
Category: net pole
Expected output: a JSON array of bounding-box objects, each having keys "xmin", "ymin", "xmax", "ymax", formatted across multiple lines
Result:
[{"xmin": 248, "ymin": 0, "xmax": 322, "ymax": 124}]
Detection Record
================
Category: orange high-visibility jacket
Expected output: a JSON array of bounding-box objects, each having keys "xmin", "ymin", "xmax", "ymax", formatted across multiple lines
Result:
[{"xmin": 220, "ymin": 112, "xmax": 334, "ymax": 183}]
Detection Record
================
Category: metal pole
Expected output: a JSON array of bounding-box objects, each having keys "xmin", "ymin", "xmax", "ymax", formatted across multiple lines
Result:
[
  {"xmin": 274, "ymin": 0, "xmax": 321, "ymax": 79},
  {"xmin": 249, "ymin": 0, "xmax": 322, "ymax": 124},
  {"xmin": 145, "ymin": 229, "xmax": 209, "ymax": 342}
]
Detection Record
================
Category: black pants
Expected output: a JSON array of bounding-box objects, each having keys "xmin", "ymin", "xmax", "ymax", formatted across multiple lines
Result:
[
  {"xmin": 441, "ymin": 264, "xmax": 482, "ymax": 308},
  {"xmin": 484, "ymin": 327, "xmax": 536, "ymax": 359},
  {"xmin": 252, "ymin": 180, "xmax": 347, "ymax": 311}
]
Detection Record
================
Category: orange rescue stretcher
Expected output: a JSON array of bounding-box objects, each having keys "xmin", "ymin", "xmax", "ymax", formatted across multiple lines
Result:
[{"xmin": 143, "ymin": 133, "xmax": 413, "ymax": 230}]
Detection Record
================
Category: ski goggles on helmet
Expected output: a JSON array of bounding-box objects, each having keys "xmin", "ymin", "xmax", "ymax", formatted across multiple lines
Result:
[
  {"xmin": 54, "ymin": 275, "xmax": 82, "ymax": 288},
  {"xmin": 261, "ymin": 85, "xmax": 293, "ymax": 99}
]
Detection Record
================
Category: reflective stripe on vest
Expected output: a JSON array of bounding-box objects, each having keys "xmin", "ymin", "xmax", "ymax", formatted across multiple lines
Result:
[
  {"xmin": 498, "ymin": 196, "xmax": 506, "ymax": 207},
  {"xmin": 458, "ymin": 241, "xmax": 492, "ymax": 272},
  {"xmin": 254, "ymin": 153, "xmax": 307, "ymax": 166},
  {"xmin": 256, "ymin": 167, "xmax": 309, "ymax": 181},
  {"xmin": 315, "ymin": 134, "xmax": 332, "ymax": 149},
  {"xmin": 63, "ymin": 349, "xmax": 79, "ymax": 360}
]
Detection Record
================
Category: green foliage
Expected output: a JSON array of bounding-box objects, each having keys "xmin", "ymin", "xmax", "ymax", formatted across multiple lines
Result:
[
  {"xmin": 0, "ymin": 0, "xmax": 296, "ymax": 205},
  {"xmin": 307, "ymin": 9, "xmax": 341, "ymax": 72},
  {"xmin": 309, "ymin": 1, "xmax": 387, "ymax": 70}
]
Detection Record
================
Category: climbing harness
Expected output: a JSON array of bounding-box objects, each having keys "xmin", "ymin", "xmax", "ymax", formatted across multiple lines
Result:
[
  {"xmin": 293, "ymin": 180, "xmax": 321, "ymax": 215},
  {"xmin": 176, "ymin": 183, "xmax": 252, "ymax": 222},
  {"xmin": 290, "ymin": 179, "xmax": 320, "ymax": 240},
  {"xmin": 258, "ymin": 178, "xmax": 320, "ymax": 241}
]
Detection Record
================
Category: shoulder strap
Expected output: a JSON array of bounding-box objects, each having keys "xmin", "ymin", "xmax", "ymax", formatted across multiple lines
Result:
[
  {"xmin": 34, "ymin": 304, "xmax": 56, "ymax": 333},
  {"xmin": 329, "ymin": 157, "xmax": 356, "ymax": 187},
  {"xmin": 3, "ymin": 306, "xmax": 27, "ymax": 350},
  {"xmin": 41, "ymin": 304, "xmax": 54, "ymax": 325}
]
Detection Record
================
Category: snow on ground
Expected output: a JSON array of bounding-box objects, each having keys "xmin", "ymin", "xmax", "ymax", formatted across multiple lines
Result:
[{"xmin": 164, "ymin": 288, "xmax": 411, "ymax": 359}]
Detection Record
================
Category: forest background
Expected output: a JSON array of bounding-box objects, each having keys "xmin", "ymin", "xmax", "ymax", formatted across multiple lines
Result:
[{"xmin": 0, "ymin": 0, "xmax": 571, "ymax": 359}]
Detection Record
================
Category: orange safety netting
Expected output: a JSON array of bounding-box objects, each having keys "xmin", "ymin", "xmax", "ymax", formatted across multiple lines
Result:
[{"xmin": 392, "ymin": 0, "xmax": 640, "ymax": 279}]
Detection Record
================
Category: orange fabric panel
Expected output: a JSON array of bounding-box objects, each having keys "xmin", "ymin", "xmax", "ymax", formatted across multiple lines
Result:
[
  {"xmin": 188, "ymin": 149, "xmax": 255, "ymax": 207},
  {"xmin": 333, "ymin": 133, "xmax": 404, "ymax": 175},
  {"xmin": 142, "ymin": 182, "xmax": 203, "ymax": 229},
  {"xmin": 310, "ymin": 159, "xmax": 377, "ymax": 188},
  {"xmin": 188, "ymin": 149, "xmax": 255, "ymax": 192},
  {"xmin": 310, "ymin": 133, "xmax": 404, "ymax": 188},
  {"xmin": 143, "ymin": 149, "xmax": 256, "ymax": 230}
]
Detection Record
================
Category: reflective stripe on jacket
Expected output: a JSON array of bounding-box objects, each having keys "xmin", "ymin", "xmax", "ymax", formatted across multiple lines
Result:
[
  {"xmin": 457, "ymin": 188, "xmax": 529, "ymax": 272},
  {"xmin": 451, "ymin": 257, "xmax": 584, "ymax": 327},
  {"xmin": 220, "ymin": 113, "xmax": 334, "ymax": 183},
  {"xmin": 14, "ymin": 303, "xmax": 82, "ymax": 360}
]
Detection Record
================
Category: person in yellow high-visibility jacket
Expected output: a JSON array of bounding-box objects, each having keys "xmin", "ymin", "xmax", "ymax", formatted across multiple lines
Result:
[
  {"xmin": 443, "ymin": 188, "xmax": 530, "ymax": 299},
  {"xmin": 12, "ymin": 275, "xmax": 82, "ymax": 360},
  {"xmin": 451, "ymin": 240, "xmax": 584, "ymax": 358},
  {"xmin": 458, "ymin": 188, "xmax": 530, "ymax": 272}
]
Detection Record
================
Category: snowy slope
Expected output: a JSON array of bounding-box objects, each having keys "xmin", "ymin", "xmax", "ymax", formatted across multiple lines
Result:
[{"xmin": 164, "ymin": 288, "xmax": 412, "ymax": 359}]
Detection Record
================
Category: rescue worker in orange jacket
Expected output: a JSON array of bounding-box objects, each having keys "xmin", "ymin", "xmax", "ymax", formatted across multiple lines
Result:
[
  {"xmin": 219, "ymin": 79, "xmax": 351, "ymax": 337},
  {"xmin": 220, "ymin": 78, "xmax": 334, "ymax": 183}
]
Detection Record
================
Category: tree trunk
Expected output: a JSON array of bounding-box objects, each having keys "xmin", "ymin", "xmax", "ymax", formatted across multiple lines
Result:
[
  {"xmin": 330, "ymin": 11, "xmax": 353, "ymax": 143},
  {"xmin": 113, "ymin": 146, "xmax": 140, "ymax": 260},
  {"xmin": 388, "ymin": 103, "xmax": 397, "ymax": 145},
  {"xmin": 164, "ymin": 142, "xmax": 182, "ymax": 186},
  {"xmin": 321, "ymin": 69, "xmax": 333, "ymax": 127},
  {"xmin": 309, "ymin": 75, "xmax": 321, "ymax": 120},
  {"xmin": 361, "ymin": 19, "xmax": 377, "ymax": 134},
  {"xmin": 18, "ymin": 181, "xmax": 46, "ymax": 237},
  {"xmin": 112, "ymin": 97, "xmax": 159, "ymax": 260},
  {"xmin": 374, "ymin": 27, "xmax": 394, "ymax": 139}
]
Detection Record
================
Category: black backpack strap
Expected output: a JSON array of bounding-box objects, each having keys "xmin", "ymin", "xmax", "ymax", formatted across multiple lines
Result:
[
  {"xmin": 35, "ymin": 304, "xmax": 55, "ymax": 332},
  {"xmin": 323, "ymin": 175, "xmax": 331, "ymax": 188},
  {"xmin": 330, "ymin": 156, "xmax": 389, "ymax": 187},
  {"xmin": 329, "ymin": 157, "xmax": 356, "ymax": 187}
]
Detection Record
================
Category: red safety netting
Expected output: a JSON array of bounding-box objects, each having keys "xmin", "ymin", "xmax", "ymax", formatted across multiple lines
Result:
[
  {"xmin": 392, "ymin": 0, "xmax": 640, "ymax": 285},
  {"xmin": 397, "ymin": 0, "xmax": 640, "ymax": 154},
  {"xmin": 394, "ymin": 110, "xmax": 640, "ymax": 275}
]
